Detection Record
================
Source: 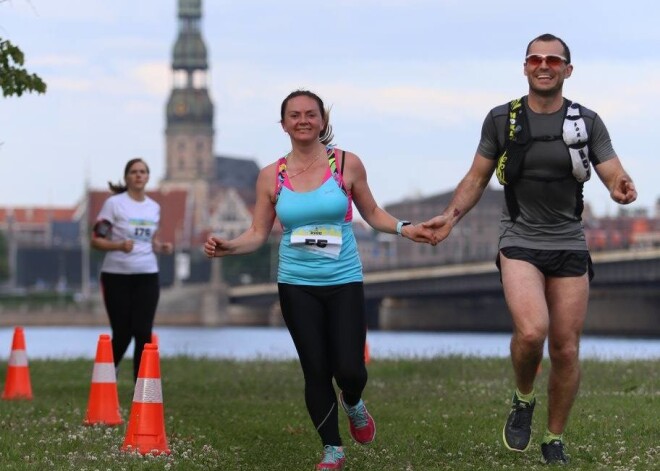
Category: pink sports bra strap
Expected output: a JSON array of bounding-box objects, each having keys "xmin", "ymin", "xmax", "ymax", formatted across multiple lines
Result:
[
  {"xmin": 275, "ymin": 146, "xmax": 347, "ymax": 199},
  {"xmin": 275, "ymin": 157, "xmax": 287, "ymax": 199}
]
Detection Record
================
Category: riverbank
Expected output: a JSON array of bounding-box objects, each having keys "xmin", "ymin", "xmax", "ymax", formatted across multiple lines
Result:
[{"xmin": 2, "ymin": 326, "xmax": 659, "ymax": 360}]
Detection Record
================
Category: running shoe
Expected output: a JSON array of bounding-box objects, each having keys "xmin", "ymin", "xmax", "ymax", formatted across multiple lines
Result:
[
  {"xmin": 502, "ymin": 392, "xmax": 536, "ymax": 452},
  {"xmin": 541, "ymin": 439, "xmax": 569, "ymax": 465},
  {"xmin": 316, "ymin": 445, "xmax": 345, "ymax": 470},
  {"xmin": 339, "ymin": 392, "xmax": 376, "ymax": 444}
]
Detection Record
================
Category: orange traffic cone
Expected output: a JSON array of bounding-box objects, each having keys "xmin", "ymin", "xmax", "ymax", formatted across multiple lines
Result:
[
  {"xmin": 2, "ymin": 326, "xmax": 33, "ymax": 400},
  {"xmin": 363, "ymin": 328, "xmax": 371, "ymax": 365},
  {"xmin": 84, "ymin": 334, "xmax": 123, "ymax": 426},
  {"xmin": 122, "ymin": 343, "xmax": 170, "ymax": 455}
]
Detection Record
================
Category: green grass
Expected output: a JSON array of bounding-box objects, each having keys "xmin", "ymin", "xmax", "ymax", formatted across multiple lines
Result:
[{"xmin": 0, "ymin": 357, "xmax": 657, "ymax": 470}]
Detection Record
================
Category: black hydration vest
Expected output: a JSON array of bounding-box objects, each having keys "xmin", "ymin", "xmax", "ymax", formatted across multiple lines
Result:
[{"xmin": 495, "ymin": 97, "xmax": 591, "ymax": 221}]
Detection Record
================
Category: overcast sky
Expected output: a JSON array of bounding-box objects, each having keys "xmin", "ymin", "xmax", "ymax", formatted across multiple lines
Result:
[{"xmin": 1, "ymin": 0, "xmax": 659, "ymax": 217}]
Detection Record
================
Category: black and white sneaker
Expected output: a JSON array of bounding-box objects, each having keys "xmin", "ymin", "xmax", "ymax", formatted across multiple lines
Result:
[{"xmin": 502, "ymin": 393, "xmax": 536, "ymax": 452}]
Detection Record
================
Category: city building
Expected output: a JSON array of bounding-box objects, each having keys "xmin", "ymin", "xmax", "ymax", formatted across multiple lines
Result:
[
  {"xmin": 377, "ymin": 186, "xmax": 504, "ymax": 269},
  {"xmin": 1, "ymin": 0, "xmax": 658, "ymax": 292},
  {"xmin": 0, "ymin": 0, "xmax": 262, "ymax": 291}
]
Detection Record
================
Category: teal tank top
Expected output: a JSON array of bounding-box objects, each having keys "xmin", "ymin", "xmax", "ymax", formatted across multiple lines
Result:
[{"xmin": 275, "ymin": 149, "xmax": 363, "ymax": 285}]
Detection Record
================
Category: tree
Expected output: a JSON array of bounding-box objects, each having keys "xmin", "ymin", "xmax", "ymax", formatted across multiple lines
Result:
[{"xmin": 0, "ymin": 37, "xmax": 47, "ymax": 97}]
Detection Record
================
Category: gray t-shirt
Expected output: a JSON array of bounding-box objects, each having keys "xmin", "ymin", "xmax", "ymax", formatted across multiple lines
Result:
[{"xmin": 477, "ymin": 96, "xmax": 616, "ymax": 251}]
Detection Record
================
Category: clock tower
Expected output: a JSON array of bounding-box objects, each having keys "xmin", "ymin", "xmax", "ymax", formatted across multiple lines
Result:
[
  {"xmin": 161, "ymin": 0, "xmax": 259, "ymax": 247},
  {"xmin": 163, "ymin": 0, "xmax": 214, "ymax": 183}
]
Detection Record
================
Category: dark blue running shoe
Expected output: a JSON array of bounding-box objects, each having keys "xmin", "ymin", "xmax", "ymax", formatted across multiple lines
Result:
[
  {"xmin": 502, "ymin": 392, "xmax": 536, "ymax": 452},
  {"xmin": 541, "ymin": 439, "xmax": 569, "ymax": 465}
]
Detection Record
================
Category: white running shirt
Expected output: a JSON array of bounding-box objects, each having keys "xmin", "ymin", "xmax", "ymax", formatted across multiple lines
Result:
[{"xmin": 96, "ymin": 192, "xmax": 161, "ymax": 274}]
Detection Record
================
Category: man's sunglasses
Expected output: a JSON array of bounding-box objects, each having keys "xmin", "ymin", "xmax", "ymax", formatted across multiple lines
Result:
[{"xmin": 525, "ymin": 54, "xmax": 568, "ymax": 68}]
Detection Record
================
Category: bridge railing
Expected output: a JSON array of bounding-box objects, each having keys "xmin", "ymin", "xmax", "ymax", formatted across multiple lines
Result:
[{"xmin": 227, "ymin": 247, "xmax": 660, "ymax": 302}]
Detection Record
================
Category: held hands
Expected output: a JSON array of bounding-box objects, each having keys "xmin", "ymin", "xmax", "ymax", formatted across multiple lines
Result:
[
  {"xmin": 421, "ymin": 215, "xmax": 453, "ymax": 245},
  {"xmin": 401, "ymin": 224, "xmax": 438, "ymax": 246},
  {"xmin": 610, "ymin": 174, "xmax": 637, "ymax": 205}
]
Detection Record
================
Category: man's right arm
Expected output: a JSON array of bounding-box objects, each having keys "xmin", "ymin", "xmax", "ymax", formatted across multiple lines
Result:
[
  {"xmin": 422, "ymin": 108, "xmax": 501, "ymax": 244},
  {"xmin": 422, "ymin": 153, "xmax": 496, "ymax": 244}
]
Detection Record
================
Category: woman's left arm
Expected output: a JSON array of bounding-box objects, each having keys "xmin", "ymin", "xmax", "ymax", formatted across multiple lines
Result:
[{"xmin": 347, "ymin": 151, "xmax": 434, "ymax": 243}]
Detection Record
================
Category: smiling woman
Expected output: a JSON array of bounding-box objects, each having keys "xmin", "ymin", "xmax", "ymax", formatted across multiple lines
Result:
[
  {"xmin": 0, "ymin": 0, "xmax": 658, "ymax": 218},
  {"xmin": 203, "ymin": 89, "xmax": 436, "ymax": 469}
]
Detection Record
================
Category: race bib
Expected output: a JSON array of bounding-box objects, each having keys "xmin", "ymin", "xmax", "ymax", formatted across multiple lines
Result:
[
  {"xmin": 128, "ymin": 219, "xmax": 156, "ymax": 243},
  {"xmin": 290, "ymin": 224, "xmax": 343, "ymax": 259}
]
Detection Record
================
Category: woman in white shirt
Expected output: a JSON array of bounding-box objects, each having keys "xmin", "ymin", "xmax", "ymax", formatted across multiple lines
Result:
[{"xmin": 91, "ymin": 158, "xmax": 173, "ymax": 381}]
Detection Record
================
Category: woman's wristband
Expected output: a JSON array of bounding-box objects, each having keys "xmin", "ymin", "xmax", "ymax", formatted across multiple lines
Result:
[{"xmin": 396, "ymin": 220, "xmax": 411, "ymax": 236}]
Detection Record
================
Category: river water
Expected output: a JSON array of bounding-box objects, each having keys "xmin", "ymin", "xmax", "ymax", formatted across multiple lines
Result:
[{"xmin": 1, "ymin": 326, "xmax": 659, "ymax": 361}]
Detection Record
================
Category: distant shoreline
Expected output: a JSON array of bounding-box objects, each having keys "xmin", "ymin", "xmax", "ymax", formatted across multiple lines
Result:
[{"xmin": 2, "ymin": 326, "xmax": 659, "ymax": 361}]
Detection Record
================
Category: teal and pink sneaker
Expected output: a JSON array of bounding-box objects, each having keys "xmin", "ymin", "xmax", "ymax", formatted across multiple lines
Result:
[
  {"xmin": 316, "ymin": 445, "xmax": 345, "ymax": 470},
  {"xmin": 339, "ymin": 392, "xmax": 376, "ymax": 444}
]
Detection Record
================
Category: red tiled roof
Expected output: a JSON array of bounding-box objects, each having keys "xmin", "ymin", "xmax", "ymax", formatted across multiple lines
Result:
[{"xmin": 0, "ymin": 207, "xmax": 76, "ymax": 224}]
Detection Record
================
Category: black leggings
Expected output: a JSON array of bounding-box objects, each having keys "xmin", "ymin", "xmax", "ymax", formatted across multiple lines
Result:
[
  {"xmin": 278, "ymin": 282, "xmax": 368, "ymax": 446},
  {"xmin": 100, "ymin": 272, "xmax": 160, "ymax": 381}
]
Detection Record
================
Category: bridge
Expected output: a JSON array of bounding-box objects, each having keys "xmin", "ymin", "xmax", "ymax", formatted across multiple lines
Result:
[
  {"xmin": 4, "ymin": 248, "xmax": 656, "ymax": 334},
  {"xmin": 225, "ymin": 248, "xmax": 660, "ymax": 336}
]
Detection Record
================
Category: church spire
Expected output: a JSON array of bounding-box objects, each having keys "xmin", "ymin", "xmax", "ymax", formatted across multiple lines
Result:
[{"xmin": 164, "ymin": 0, "xmax": 214, "ymax": 183}]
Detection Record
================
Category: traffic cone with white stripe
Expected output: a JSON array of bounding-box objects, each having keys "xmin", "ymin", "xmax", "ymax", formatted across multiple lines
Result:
[
  {"xmin": 2, "ymin": 326, "xmax": 33, "ymax": 400},
  {"xmin": 122, "ymin": 343, "xmax": 170, "ymax": 455},
  {"xmin": 84, "ymin": 334, "xmax": 123, "ymax": 425}
]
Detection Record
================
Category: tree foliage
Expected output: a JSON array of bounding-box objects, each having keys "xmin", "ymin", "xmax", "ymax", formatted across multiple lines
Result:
[{"xmin": 0, "ymin": 37, "xmax": 47, "ymax": 97}]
